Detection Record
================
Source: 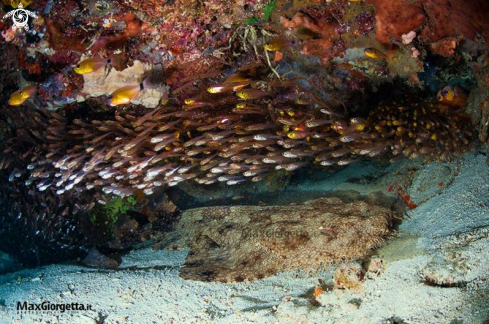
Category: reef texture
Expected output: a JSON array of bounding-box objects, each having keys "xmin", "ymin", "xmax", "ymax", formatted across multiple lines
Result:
[
  {"xmin": 280, "ymin": 11, "xmax": 342, "ymax": 66},
  {"xmin": 421, "ymin": 227, "xmax": 489, "ymax": 288},
  {"xmin": 366, "ymin": 0, "xmax": 425, "ymax": 45},
  {"xmin": 466, "ymin": 66, "xmax": 489, "ymax": 144},
  {"xmin": 161, "ymin": 197, "xmax": 395, "ymax": 283},
  {"xmin": 366, "ymin": 0, "xmax": 489, "ymax": 53},
  {"xmin": 333, "ymin": 262, "xmax": 365, "ymax": 290}
]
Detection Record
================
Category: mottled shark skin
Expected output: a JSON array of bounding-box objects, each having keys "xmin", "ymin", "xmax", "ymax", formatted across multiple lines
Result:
[{"xmin": 169, "ymin": 197, "xmax": 396, "ymax": 283}]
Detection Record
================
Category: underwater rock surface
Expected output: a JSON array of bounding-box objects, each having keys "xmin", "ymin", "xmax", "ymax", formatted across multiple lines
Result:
[
  {"xmin": 80, "ymin": 60, "xmax": 168, "ymax": 108},
  {"xmin": 165, "ymin": 197, "xmax": 395, "ymax": 282}
]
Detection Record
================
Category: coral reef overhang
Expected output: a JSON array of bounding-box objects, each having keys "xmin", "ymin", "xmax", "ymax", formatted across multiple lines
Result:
[{"xmin": 0, "ymin": 0, "xmax": 487, "ymax": 270}]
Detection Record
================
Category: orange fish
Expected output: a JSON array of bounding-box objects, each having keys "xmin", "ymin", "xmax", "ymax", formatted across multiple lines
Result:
[
  {"xmin": 264, "ymin": 38, "xmax": 292, "ymax": 51},
  {"xmin": 74, "ymin": 57, "xmax": 112, "ymax": 74},
  {"xmin": 107, "ymin": 75, "xmax": 155, "ymax": 106},
  {"xmin": 364, "ymin": 48, "xmax": 387, "ymax": 59},
  {"xmin": 207, "ymin": 82, "xmax": 248, "ymax": 94},
  {"xmin": 8, "ymin": 84, "xmax": 37, "ymax": 106},
  {"xmin": 437, "ymin": 86, "xmax": 455, "ymax": 102},
  {"xmin": 236, "ymin": 89, "xmax": 271, "ymax": 100},
  {"xmin": 223, "ymin": 73, "xmax": 251, "ymax": 85},
  {"xmin": 436, "ymin": 86, "xmax": 467, "ymax": 108},
  {"xmin": 107, "ymin": 84, "xmax": 142, "ymax": 106},
  {"xmin": 287, "ymin": 131, "xmax": 310, "ymax": 139}
]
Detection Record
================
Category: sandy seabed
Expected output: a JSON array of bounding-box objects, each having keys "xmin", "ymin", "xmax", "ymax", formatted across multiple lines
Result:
[{"xmin": 0, "ymin": 153, "xmax": 488, "ymax": 324}]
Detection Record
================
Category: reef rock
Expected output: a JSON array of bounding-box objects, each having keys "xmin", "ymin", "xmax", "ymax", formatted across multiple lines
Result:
[
  {"xmin": 467, "ymin": 70, "xmax": 489, "ymax": 144},
  {"xmin": 366, "ymin": 0, "xmax": 425, "ymax": 45},
  {"xmin": 82, "ymin": 248, "xmax": 119, "ymax": 269},
  {"xmin": 107, "ymin": 214, "xmax": 148, "ymax": 250},
  {"xmin": 165, "ymin": 197, "xmax": 396, "ymax": 283},
  {"xmin": 79, "ymin": 60, "xmax": 168, "ymax": 108},
  {"xmin": 280, "ymin": 11, "xmax": 341, "ymax": 66},
  {"xmin": 367, "ymin": 0, "xmax": 489, "ymax": 49},
  {"xmin": 430, "ymin": 37, "xmax": 460, "ymax": 57},
  {"xmin": 333, "ymin": 262, "xmax": 365, "ymax": 289}
]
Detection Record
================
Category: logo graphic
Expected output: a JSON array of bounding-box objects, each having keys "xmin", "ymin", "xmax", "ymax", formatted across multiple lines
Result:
[{"xmin": 2, "ymin": 3, "xmax": 37, "ymax": 32}]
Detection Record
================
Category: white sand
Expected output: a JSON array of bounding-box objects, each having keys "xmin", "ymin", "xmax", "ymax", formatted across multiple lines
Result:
[{"xmin": 1, "ymin": 153, "xmax": 488, "ymax": 323}]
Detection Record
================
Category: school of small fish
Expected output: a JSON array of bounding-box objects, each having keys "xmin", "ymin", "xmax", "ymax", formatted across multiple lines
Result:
[{"xmin": 1, "ymin": 56, "xmax": 474, "ymax": 202}]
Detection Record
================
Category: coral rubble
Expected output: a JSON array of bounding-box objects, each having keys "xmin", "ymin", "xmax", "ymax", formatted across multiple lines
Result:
[
  {"xmin": 161, "ymin": 197, "xmax": 395, "ymax": 282},
  {"xmin": 333, "ymin": 262, "xmax": 365, "ymax": 290}
]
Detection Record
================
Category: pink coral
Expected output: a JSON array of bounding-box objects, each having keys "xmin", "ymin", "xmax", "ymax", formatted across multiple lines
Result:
[
  {"xmin": 402, "ymin": 31, "xmax": 417, "ymax": 44},
  {"xmin": 411, "ymin": 47, "xmax": 420, "ymax": 58}
]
